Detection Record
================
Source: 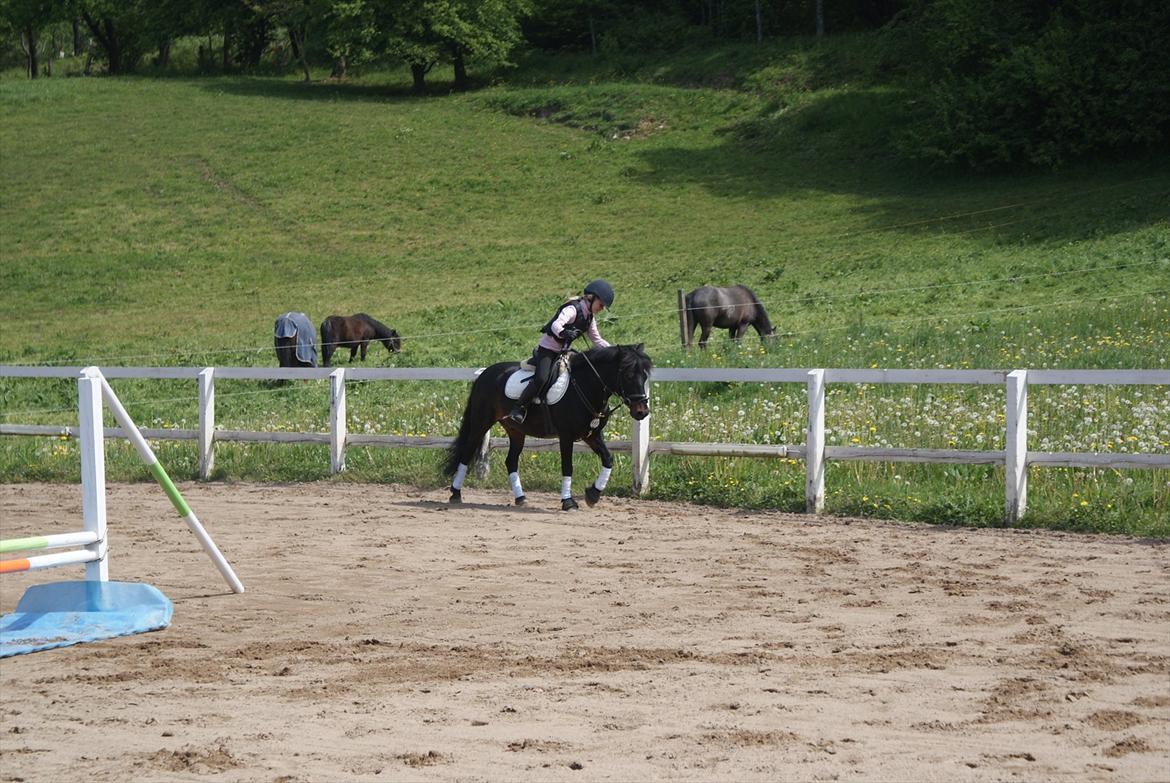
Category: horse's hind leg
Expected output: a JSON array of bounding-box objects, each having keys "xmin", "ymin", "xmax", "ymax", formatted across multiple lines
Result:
[
  {"xmin": 558, "ymin": 435, "xmax": 578, "ymax": 511},
  {"xmin": 504, "ymin": 427, "xmax": 527, "ymax": 506},
  {"xmin": 582, "ymin": 432, "xmax": 613, "ymax": 507},
  {"xmin": 449, "ymin": 398, "xmax": 499, "ymax": 503}
]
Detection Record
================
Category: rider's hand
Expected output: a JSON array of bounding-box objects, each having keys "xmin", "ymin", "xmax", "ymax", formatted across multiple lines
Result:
[{"xmin": 559, "ymin": 327, "xmax": 581, "ymax": 342}]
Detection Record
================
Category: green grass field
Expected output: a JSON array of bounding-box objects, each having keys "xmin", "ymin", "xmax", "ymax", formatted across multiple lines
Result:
[{"xmin": 2, "ymin": 38, "xmax": 1167, "ymax": 535}]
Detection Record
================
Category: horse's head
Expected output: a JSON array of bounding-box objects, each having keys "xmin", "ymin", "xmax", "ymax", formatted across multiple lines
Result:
[
  {"xmin": 616, "ymin": 343, "xmax": 652, "ymax": 420},
  {"xmin": 385, "ymin": 329, "xmax": 402, "ymax": 353}
]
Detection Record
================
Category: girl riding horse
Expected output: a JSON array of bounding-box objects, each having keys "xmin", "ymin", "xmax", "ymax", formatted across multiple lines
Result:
[{"xmin": 509, "ymin": 279, "xmax": 615, "ymax": 423}]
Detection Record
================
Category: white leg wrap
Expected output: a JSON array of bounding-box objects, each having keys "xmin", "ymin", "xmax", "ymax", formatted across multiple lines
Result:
[
  {"xmin": 509, "ymin": 471, "xmax": 524, "ymax": 499},
  {"xmin": 561, "ymin": 476, "xmax": 573, "ymax": 500},
  {"xmin": 595, "ymin": 466, "xmax": 612, "ymax": 491},
  {"xmin": 452, "ymin": 463, "xmax": 468, "ymax": 490}
]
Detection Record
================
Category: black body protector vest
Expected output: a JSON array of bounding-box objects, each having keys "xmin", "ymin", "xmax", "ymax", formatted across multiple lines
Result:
[{"xmin": 541, "ymin": 298, "xmax": 593, "ymax": 348}]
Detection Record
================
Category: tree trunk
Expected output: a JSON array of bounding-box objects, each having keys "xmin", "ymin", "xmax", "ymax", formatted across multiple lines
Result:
[
  {"xmin": 157, "ymin": 39, "xmax": 171, "ymax": 69},
  {"xmin": 104, "ymin": 19, "xmax": 123, "ymax": 74},
  {"xmin": 331, "ymin": 56, "xmax": 347, "ymax": 79},
  {"xmin": 588, "ymin": 15, "xmax": 597, "ymax": 55},
  {"xmin": 82, "ymin": 12, "xmax": 123, "ymax": 74},
  {"xmin": 755, "ymin": 0, "xmax": 763, "ymax": 43},
  {"xmin": 22, "ymin": 27, "xmax": 38, "ymax": 79},
  {"xmin": 222, "ymin": 21, "xmax": 232, "ymax": 71},
  {"xmin": 288, "ymin": 26, "xmax": 310, "ymax": 82},
  {"xmin": 410, "ymin": 62, "xmax": 427, "ymax": 94},
  {"xmin": 816, "ymin": 0, "xmax": 824, "ymax": 37},
  {"xmin": 452, "ymin": 48, "xmax": 468, "ymax": 91},
  {"xmin": 73, "ymin": 18, "xmax": 82, "ymax": 56}
]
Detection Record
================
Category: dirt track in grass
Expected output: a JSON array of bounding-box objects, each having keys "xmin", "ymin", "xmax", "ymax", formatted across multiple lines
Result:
[{"xmin": 2, "ymin": 481, "xmax": 1168, "ymax": 782}]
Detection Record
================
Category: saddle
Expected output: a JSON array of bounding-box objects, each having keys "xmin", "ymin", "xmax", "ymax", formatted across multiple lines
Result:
[{"xmin": 504, "ymin": 353, "xmax": 572, "ymax": 405}]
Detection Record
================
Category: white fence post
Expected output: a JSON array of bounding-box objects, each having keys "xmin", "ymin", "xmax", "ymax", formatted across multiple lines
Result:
[
  {"xmin": 198, "ymin": 368, "xmax": 215, "ymax": 481},
  {"xmin": 78, "ymin": 368, "xmax": 108, "ymax": 581},
  {"xmin": 631, "ymin": 379, "xmax": 651, "ymax": 495},
  {"xmin": 806, "ymin": 369, "xmax": 826, "ymax": 514},
  {"xmin": 330, "ymin": 368, "xmax": 346, "ymax": 474},
  {"xmin": 1005, "ymin": 369, "xmax": 1028, "ymax": 523}
]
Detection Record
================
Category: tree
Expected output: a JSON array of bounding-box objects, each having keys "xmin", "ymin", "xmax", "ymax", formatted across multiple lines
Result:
[
  {"xmin": 0, "ymin": 0, "xmax": 62, "ymax": 77},
  {"xmin": 383, "ymin": 0, "xmax": 529, "ymax": 93},
  {"xmin": 897, "ymin": 0, "xmax": 1170, "ymax": 167},
  {"xmin": 72, "ymin": 0, "xmax": 158, "ymax": 74}
]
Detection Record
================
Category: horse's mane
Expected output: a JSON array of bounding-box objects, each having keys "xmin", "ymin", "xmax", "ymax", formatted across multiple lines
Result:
[
  {"xmin": 572, "ymin": 344, "xmax": 653, "ymax": 376},
  {"xmin": 355, "ymin": 313, "xmax": 396, "ymax": 339}
]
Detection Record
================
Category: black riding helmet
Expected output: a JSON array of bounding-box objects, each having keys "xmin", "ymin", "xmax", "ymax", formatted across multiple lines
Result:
[{"xmin": 584, "ymin": 279, "xmax": 614, "ymax": 309}]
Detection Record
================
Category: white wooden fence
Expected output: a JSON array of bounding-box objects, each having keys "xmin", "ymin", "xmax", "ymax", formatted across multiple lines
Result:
[{"xmin": 2, "ymin": 365, "xmax": 1167, "ymax": 521}]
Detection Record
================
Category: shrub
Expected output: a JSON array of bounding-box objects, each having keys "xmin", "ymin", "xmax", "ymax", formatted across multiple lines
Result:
[{"xmin": 895, "ymin": 0, "xmax": 1170, "ymax": 168}]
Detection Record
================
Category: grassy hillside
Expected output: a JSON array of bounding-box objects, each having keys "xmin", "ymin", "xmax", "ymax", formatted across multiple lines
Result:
[{"xmin": 1, "ymin": 38, "xmax": 1167, "ymax": 534}]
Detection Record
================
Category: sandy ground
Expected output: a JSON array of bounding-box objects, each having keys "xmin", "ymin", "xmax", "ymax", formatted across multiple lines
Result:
[{"xmin": 1, "ymin": 481, "xmax": 1168, "ymax": 783}]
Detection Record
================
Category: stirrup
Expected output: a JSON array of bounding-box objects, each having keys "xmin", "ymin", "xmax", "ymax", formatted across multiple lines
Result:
[{"xmin": 508, "ymin": 405, "xmax": 526, "ymax": 423}]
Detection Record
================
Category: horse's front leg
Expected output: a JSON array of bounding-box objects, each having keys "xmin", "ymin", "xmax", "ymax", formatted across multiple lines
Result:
[
  {"xmin": 582, "ymin": 432, "xmax": 612, "ymax": 507},
  {"xmin": 505, "ymin": 427, "xmax": 527, "ymax": 506},
  {"xmin": 359, "ymin": 342, "xmax": 368, "ymax": 361},
  {"xmin": 349, "ymin": 345, "xmax": 359, "ymax": 361},
  {"xmin": 734, "ymin": 323, "xmax": 749, "ymax": 341},
  {"xmin": 559, "ymin": 434, "xmax": 578, "ymax": 511},
  {"xmin": 699, "ymin": 323, "xmax": 712, "ymax": 349}
]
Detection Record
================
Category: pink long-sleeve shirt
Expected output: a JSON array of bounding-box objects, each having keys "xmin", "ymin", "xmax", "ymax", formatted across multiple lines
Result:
[{"xmin": 538, "ymin": 302, "xmax": 611, "ymax": 351}]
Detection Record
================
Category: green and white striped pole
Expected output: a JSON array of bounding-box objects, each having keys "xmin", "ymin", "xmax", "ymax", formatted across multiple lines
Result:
[{"xmin": 88, "ymin": 368, "xmax": 244, "ymax": 594}]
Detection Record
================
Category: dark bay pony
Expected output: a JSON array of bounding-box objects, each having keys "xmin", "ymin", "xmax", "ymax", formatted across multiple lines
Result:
[
  {"xmin": 320, "ymin": 313, "xmax": 401, "ymax": 367},
  {"xmin": 685, "ymin": 285, "xmax": 775, "ymax": 348},
  {"xmin": 444, "ymin": 344, "xmax": 652, "ymax": 511}
]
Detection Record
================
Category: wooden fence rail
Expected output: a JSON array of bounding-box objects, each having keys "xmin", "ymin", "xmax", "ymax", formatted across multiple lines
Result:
[{"xmin": 2, "ymin": 365, "xmax": 1167, "ymax": 521}]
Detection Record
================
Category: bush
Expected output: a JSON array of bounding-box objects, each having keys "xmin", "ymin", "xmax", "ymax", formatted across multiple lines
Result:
[{"xmin": 895, "ymin": 0, "xmax": 1170, "ymax": 168}]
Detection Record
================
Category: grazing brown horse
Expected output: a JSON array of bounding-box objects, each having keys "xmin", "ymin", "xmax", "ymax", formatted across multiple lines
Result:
[
  {"xmin": 685, "ymin": 285, "xmax": 775, "ymax": 348},
  {"xmin": 319, "ymin": 314, "xmax": 401, "ymax": 367}
]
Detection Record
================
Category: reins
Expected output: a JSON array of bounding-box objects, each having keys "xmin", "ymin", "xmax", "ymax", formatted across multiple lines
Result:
[{"xmin": 570, "ymin": 349, "xmax": 647, "ymax": 425}]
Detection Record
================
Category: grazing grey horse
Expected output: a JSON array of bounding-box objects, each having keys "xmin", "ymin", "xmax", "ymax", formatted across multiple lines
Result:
[
  {"xmin": 274, "ymin": 312, "xmax": 318, "ymax": 368},
  {"xmin": 685, "ymin": 285, "xmax": 775, "ymax": 348}
]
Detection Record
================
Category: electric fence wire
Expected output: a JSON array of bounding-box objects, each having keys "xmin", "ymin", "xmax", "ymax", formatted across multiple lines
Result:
[
  {"xmin": 4, "ymin": 174, "xmax": 1167, "ymax": 365},
  {"xmin": 3, "ymin": 287, "xmax": 1165, "ymax": 423}
]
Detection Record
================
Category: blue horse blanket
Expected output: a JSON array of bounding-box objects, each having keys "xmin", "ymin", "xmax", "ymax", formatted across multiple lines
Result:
[{"xmin": 274, "ymin": 311, "xmax": 317, "ymax": 366}]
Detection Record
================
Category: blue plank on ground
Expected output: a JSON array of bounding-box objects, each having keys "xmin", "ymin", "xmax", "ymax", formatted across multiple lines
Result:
[{"xmin": 0, "ymin": 581, "xmax": 172, "ymax": 657}]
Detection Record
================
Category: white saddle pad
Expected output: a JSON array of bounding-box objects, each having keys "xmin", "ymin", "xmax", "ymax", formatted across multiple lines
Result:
[{"xmin": 504, "ymin": 366, "xmax": 571, "ymax": 405}]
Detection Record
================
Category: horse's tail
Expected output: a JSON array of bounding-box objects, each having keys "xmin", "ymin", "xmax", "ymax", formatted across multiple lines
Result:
[
  {"xmin": 443, "ymin": 370, "xmax": 498, "ymax": 477},
  {"xmin": 319, "ymin": 319, "xmax": 334, "ymax": 367}
]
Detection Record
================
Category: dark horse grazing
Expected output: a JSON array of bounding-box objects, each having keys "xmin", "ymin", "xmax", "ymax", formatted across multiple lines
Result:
[
  {"xmin": 320, "ymin": 314, "xmax": 401, "ymax": 367},
  {"xmin": 685, "ymin": 285, "xmax": 775, "ymax": 348},
  {"xmin": 274, "ymin": 311, "xmax": 317, "ymax": 368},
  {"xmin": 444, "ymin": 344, "xmax": 652, "ymax": 510}
]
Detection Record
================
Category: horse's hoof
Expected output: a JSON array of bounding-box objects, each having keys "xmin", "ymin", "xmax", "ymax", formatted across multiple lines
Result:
[
  {"xmin": 561, "ymin": 497, "xmax": 579, "ymax": 511},
  {"xmin": 515, "ymin": 495, "xmax": 526, "ymax": 506},
  {"xmin": 449, "ymin": 488, "xmax": 462, "ymax": 504},
  {"xmin": 585, "ymin": 485, "xmax": 601, "ymax": 507}
]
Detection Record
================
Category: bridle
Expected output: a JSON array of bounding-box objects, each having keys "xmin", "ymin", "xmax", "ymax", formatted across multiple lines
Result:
[{"xmin": 572, "ymin": 349, "xmax": 649, "ymax": 423}]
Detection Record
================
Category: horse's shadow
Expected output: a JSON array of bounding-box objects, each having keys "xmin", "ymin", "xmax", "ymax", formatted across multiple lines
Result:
[{"xmin": 393, "ymin": 499, "xmax": 558, "ymax": 515}]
